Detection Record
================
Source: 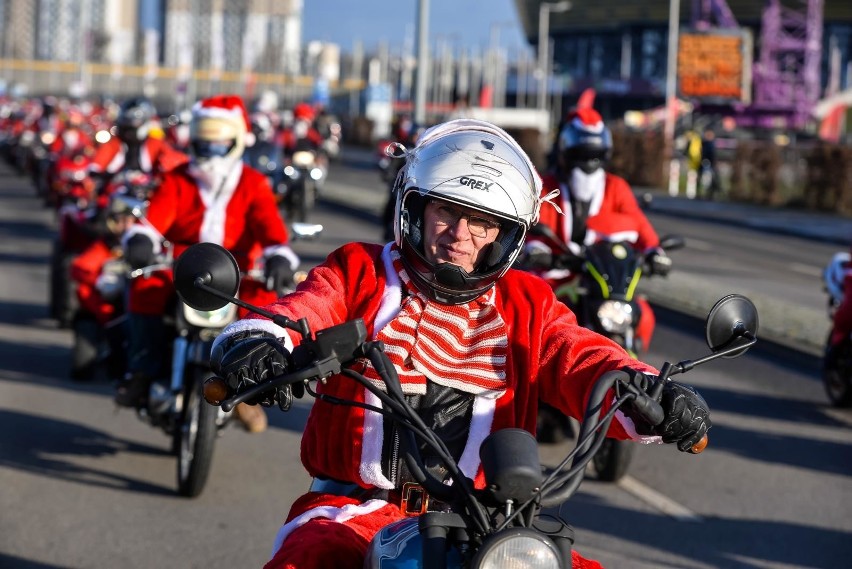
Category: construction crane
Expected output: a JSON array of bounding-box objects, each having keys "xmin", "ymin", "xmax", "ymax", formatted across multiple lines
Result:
[{"xmin": 691, "ymin": 0, "xmax": 824, "ymax": 130}]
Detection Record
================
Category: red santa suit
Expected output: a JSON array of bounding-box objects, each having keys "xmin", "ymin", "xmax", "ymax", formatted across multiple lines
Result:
[
  {"xmin": 831, "ymin": 248, "xmax": 852, "ymax": 346},
  {"xmin": 530, "ymin": 171, "xmax": 660, "ymax": 349},
  {"xmin": 214, "ymin": 242, "xmax": 660, "ymax": 569},
  {"xmin": 70, "ymin": 240, "xmax": 122, "ymax": 325},
  {"xmin": 89, "ymin": 135, "xmax": 188, "ymax": 177},
  {"xmin": 123, "ymin": 162, "xmax": 293, "ymax": 316},
  {"xmin": 537, "ymin": 171, "xmax": 659, "ymax": 253}
]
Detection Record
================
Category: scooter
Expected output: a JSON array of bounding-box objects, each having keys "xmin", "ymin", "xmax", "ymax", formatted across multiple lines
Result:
[{"xmin": 172, "ymin": 242, "xmax": 758, "ymax": 569}]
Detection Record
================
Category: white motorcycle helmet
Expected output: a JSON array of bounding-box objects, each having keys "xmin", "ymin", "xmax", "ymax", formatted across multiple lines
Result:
[
  {"xmin": 393, "ymin": 119, "xmax": 543, "ymax": 304},
  {"xmin": 189, "ymin": 95, "xmax": 255, "ymax": 167}
]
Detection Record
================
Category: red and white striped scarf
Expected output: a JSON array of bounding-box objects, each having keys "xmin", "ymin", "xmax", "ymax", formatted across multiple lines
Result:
[{"xmin": 362, "ymin": 249, "xmax": 508, "ymax": 397}]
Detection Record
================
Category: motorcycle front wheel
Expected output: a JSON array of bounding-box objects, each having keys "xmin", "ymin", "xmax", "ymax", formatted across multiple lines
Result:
[
  {"xmin": 175, "ymin": 366, "xmax": 218, "ymax": 497},
  {"xmin": 591, "ymin": 439, "xmax": 635, "ymax": 482},
  {"xmin": 823, "ymin": 366, "xmax": 852, "ymax": 408}
]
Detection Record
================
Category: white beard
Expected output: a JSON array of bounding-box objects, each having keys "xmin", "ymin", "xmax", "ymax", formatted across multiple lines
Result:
[
  {"xmin": 192, "ymin": 156, "xmax": 240, "ymax": 190},
  {"xmin": 294, "ymin": 120, "xmax": 309, "ymax": 139},
  {"xmin": 570, "ymin": 167, "xmax": 605, "ymax": 203}
]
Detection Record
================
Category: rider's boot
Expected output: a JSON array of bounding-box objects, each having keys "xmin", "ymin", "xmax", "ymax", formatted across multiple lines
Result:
[
  {"xmin": 234, "ymin": 403, "xmax": 268, "ymax": 433},
  {"xmin": 114, "ymin": 371, "xmax": 152, "ymax": 408}
]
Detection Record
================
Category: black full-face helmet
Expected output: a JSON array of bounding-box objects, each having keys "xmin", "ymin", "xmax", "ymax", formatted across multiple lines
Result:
[
  {"xmin": 557, "ymin": 108, "xmax": 613, "ymax": 174},
  {"xmin": 393, "ymin": 119, "xmax": 543, "ymax": 305},
  {"xmin": 115, "ymin": 96, "xmax": 157, "ymax": 144}
]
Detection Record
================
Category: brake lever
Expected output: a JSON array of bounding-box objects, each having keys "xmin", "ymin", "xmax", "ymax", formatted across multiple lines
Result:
[{"xmin": 213, "ymin": 355, "xmax": 342, "ymax": 412}]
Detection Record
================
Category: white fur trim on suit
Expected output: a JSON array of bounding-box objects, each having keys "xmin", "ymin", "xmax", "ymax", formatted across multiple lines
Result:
[
  {"xmin": 616, "ymin": 407, "xmax": 663, "ymax": 444},
  {"xmin": 375, "ymin": 243, "xmax": 403, "ymax": 333},
  {"xmin": 456, "ymin": 395, "xmax": 496, "ymax": 478},
  {"xmin": 121, "ymin": 223, "xmax": 163, "ymax": 255},
  {"xmin": 212, "ymin": 317, "xmax": 294, "ymax": 355},
  {"xmin": 263, "ymin": 244, "xmax": 300, "ymax": 271},
  {"xmin": 359, "ymin": 390, "xmax": 396, "ymax": 489},
  {"xmin": 270, "ymin": 499, "xmax": 390, "ymax": 560}
]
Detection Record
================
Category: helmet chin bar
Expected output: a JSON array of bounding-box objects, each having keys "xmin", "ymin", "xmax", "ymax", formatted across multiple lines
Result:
[
  {"xmin": 400, "ymin": 239, "xmax": 508, "ymax": 305},
  {"xmin": 576, "ymin": 159, "xmax": 604, "ymax": 174}
]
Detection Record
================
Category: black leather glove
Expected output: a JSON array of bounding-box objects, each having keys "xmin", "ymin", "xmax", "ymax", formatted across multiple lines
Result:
[
  {"xmin": 125, "ymin": 233, "xmax": 155, "ymax": 270},
  {"xmin": 645, "ymin": 247, "xmax": 672, "ymax": 277},
  {"xmin": 210, "ymin": 331, "xmax": 297, "ymax": 411},
  {"xmin": 264, "ymin": 255, "xmax": 294, "ymax": 293},
  {"xmin": 623, "ymin": 376, "xmax": 711, "ymax": 453}
]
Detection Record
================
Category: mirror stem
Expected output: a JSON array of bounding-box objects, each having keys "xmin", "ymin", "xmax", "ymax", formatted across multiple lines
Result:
[
  {"xmin": 669, "ymin": 335, "xmax": 758, "ymax": 377},
  {"xmin": 193, "ymin": 276, "xmax": 310, "ymax": 339}
]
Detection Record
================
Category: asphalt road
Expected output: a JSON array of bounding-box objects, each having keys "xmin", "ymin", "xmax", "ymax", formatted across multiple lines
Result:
[{"xmin": 0, "ymin": 150, "xmax": 850, "ymax": 569}]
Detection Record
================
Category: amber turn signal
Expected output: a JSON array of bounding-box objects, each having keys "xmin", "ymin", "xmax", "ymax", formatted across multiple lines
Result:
[{"xmin": 203, "ymin": 377, "xmax": 230, "ymax": 405}]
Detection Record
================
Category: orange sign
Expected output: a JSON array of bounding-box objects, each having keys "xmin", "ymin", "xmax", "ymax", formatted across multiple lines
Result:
[{"xmin": 677, "ymin": 31, "xmax": 752, "ymax": 102}]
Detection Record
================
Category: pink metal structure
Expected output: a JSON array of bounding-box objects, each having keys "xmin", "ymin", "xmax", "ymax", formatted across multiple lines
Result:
[{"xmin": 691, "ymin": 0, "xmax": 824, "ymax": 130}]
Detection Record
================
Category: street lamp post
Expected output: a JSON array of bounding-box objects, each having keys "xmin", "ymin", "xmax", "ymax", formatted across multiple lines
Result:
[
  {"xmin": 414, "ymin": 0, "xmax": 430, "ymax": 126},
  {"xmin": 663, "ymin": 0, "xmax": 681, "ymax": 195},
  {"xmin": 537, "ymin": 1, "xmax": 571, "ymax": 112}
]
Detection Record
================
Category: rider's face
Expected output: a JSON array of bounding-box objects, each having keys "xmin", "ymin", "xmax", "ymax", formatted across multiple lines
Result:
[{"xmin": 422, "ymin": 199, "xmax": 501, "ymax": 273}]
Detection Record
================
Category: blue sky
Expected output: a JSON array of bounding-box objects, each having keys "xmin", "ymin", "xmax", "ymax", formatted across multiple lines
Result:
[{"xmin": 302, "ymin": 0, "xmax": 530, "ymax": 56}]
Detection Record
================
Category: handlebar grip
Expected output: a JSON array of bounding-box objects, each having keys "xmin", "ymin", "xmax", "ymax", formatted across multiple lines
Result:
[{"xmin": 689, "ymin": 434, "xmax": 709, "ymax": 454}]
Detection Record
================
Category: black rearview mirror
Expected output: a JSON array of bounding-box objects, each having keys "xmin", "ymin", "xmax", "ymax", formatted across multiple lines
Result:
[
  {"xmin": 705, "ymin": 294, "xmax": 759, "ymax": 358},
  {"xmin": 173, "ymin": 242, "xmax": 241, "ymax": 311}
]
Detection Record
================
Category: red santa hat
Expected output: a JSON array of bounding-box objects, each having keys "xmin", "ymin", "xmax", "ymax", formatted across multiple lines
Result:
[
  {"xmin": 192, "ymin": 94, "xmax": 256, "ymax": 147},
  {"xmin": 568, "ymin": 107, "xmax": 605, "ymax": 134}
]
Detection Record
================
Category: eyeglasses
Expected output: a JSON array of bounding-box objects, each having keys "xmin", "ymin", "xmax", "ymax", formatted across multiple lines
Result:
[{"xmin": 429, "ymin": 201, "xmax": 501, "ymax": 238}]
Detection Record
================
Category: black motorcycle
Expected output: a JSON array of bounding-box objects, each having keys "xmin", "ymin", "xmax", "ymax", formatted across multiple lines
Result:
[
  {"xmin": 521, "ymin": 221, "xmax": 684, "ymax": 482},
  {"xmin": 281, "ymin": 141, "xmax": 325, "ymax": 223},
  {"xmin": 124, "ymin": 221, "xmax": 322, "ymax": 496},
  {"xmin": 243, "ymin": 138, "xmax": 287, "ymax": 202},
  {"xmin": 173, "ymin": 242, "xmax": 758, "ymax": 569}
]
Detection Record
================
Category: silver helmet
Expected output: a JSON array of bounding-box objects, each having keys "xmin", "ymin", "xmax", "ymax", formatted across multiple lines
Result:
[{"xmin": 393, "ymin": 119, "xmax": 543, "ymax": 304}]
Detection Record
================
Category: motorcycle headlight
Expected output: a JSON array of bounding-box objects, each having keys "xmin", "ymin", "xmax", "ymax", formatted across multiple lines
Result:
[
  {"xmin": 597, "ymin": 300, "xmax": 633, "ymax": 334},
  {"xmin": 310, "ymin": 167, "xmax": 323, "ymax": 180},
  {"xmin": 182, "ymin": 303, "xmax": 238, "ymax": 328},
  {"xmin": 292, "ymin": 150, "xmax": 315, "ymax": 168},
  {"xmin": 473, "ymin": 529, "xmax": 562, "ymax": 569},
  {"xmin": 283, "ymin": 165, "xmax": 296, "ymax": 177}
]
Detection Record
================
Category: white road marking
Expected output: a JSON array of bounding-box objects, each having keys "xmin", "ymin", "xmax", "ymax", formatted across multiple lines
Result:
[
  {"xmin": 788, "ymin": 262, "xmax": 822, "ymax": 277},
  {"xmin": 618, "ymin": 475, "xmax": 703, "ymax": 522},
  {"xmin": 682, "ymin": 238, "xmax": 713, "ymax": 252}
]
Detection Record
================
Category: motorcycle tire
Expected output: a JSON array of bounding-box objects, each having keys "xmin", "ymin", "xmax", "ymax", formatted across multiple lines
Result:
[
  {"xmin": 591, "ymin": 439, "xmax": 635, "ymax": 482},
  {"xmin": 296, "ymin": 181, "xmax": 314, "ymax": 223},
  {"xmin": 823, "ymin": 366, "xmax": 852, "ymax": 408},
  {"xmin": 175, "ymin": 366, "xmax": 219, "ymax": 497},
  {"xmin": 536, "ymin": 403, "xmax": 574, "ymax": 444},
  {"xmin": 49, "ymin": 244, "xmax": 79, "ymax": 328},
  {"xmin": 70, "ymin": 315, "xmax": 100, "ymax": 381}
]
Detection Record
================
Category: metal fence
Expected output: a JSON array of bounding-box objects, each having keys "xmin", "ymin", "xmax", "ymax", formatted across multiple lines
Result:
[{"xmin": 0, "ymin": 57, "xmax": 364, "ymax": 113}]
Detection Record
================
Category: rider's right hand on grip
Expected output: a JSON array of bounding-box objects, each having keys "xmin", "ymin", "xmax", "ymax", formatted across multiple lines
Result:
[
  {"xmin": 622, "ymin": 372, "xmax": 712, "ymax": 453},
  {"xmin": 210, "ymin": 331, "xmax": 295, "ymax": 411},
  {"xmin": 657, "ymin": 381, "xmax": 712, "ymax": 453}
]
